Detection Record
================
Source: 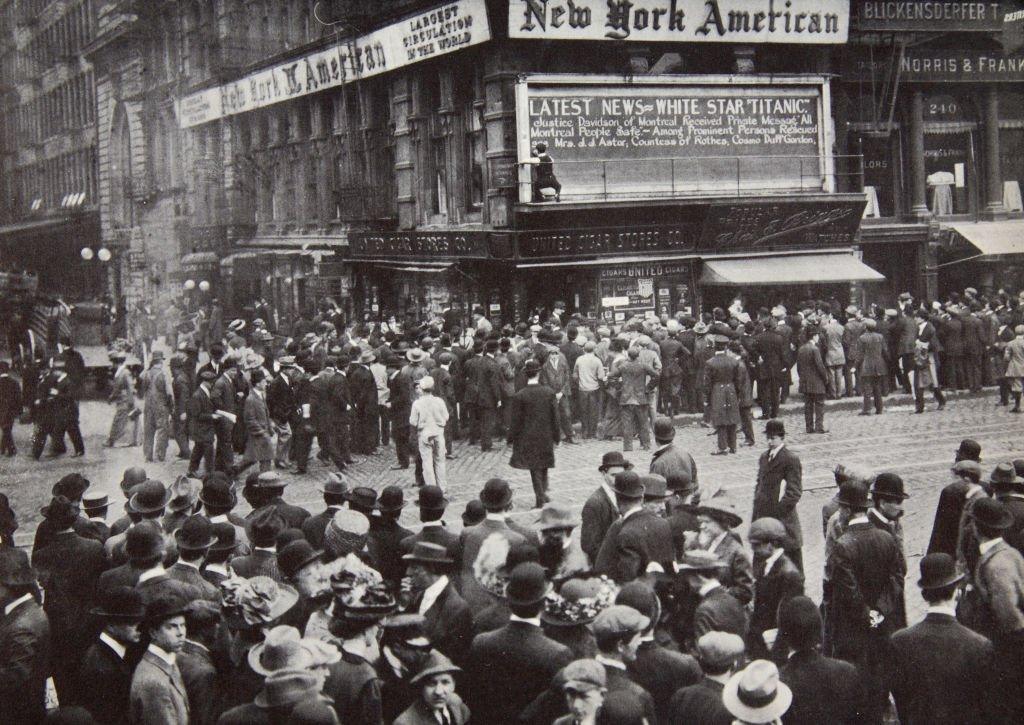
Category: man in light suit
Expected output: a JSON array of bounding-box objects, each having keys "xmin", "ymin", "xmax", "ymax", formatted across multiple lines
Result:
[
  {"xmin": 237, "ymin": 367, "xmax": 273, "ymax": 475},
  {"xmin": 581, "ymin": 451, "xmax": 631, "ymax": 565},
  {"xmin": 139, "ymin": 350, "xmax": 173, "ymax": 463},
  {"xmin": 130, "ymin": 596, "xmax": 190, "ymax": 725}
]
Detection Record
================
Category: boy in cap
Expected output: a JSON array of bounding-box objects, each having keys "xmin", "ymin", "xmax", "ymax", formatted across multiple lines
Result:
[
  {"xmin": 591, "ymin": 605, "xmax": 656, "ymax": 725},
  {"xmin": 668, "ymin": 631, "xmax": 745, "ymax": 725},
  {"xmin": 554, "ymin": 659, "xmax": 607, "ymax": 725},
  {"xmin": 747, "ymin": 518, "xmax": 804, "ymax": 659}
]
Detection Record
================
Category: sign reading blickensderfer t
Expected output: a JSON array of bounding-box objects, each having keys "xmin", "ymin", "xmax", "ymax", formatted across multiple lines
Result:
[
  {"xmin": 508, "ymin": 0, "xmax": 849, "ymax": 43},
  {"xmin": 515, "ymin": 75, "xmax": 833, "ymax": 203},
  {"xmin": 176, "ymin": 0, "xmax": 490, "ymax": 128},
  {"xmin": 852, "ymin": 1, "xmax": 1004, "ymax": 31}
]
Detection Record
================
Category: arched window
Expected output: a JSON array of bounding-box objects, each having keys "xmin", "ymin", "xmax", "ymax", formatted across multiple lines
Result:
[{"xmin": 110, "ymin": 104, "xmax": 132, "ymax": 225}]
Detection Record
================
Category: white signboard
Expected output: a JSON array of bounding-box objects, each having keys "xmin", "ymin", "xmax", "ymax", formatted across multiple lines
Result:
[
  {"xmin": 509, "ymin": 0, "xmax": 849, "ymax": 44},
  {"xmin": 176, "ymin": 0, "xmax": 491, "ymax": 128}
]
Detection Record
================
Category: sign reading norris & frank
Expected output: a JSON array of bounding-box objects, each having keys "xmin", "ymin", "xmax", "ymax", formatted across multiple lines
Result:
[
  {"xmin": 518, "ymin": 76, "xmax": 827, "ymax": 201},
  {"xmin": 176, "ymin": 0, "xmax": 490, "ymax": 128},
  {"xmin": 699, "ymin": 199, "xmax": 866, "ymax": 251},
  {"xmin": 350, "ymin": 231, "xmax": 490, "ymax": 259},
  {"xmin": 852, "ymin": 1, "xmax": 1004, "ymax": 31},
  {"xmin": 509, "ymin": 0, "xmax": 849, "ymax": 43},
  {"xmin": 517, "ymin": 224, "xmax": 698, "ymax": 259},
  {"xmin": 843, "ymin": 47, "xmax": 1024, "ymax": 83}
]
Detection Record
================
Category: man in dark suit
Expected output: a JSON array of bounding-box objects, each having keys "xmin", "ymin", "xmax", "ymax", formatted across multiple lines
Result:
[
  {"xmin": 856, "ymin": 318, "xmax": 890, "ymax": 415},
  {"xmin": 186, "ymin": 370, "xmax": 218, "ymax": 477},
  {"xmin": 455, "ymin": 478, "xmax": 526, "ymax": 610},
  {"xmin": 927, "ymin": 440, "xmax": 983, "ymax": 557},
  {"xmin": 177, "ymin": 601, "xmax": 220, "ymax": 725},
  {"xmin": 308, "ymin": 357, "xmax": 347, "ymax": 471},
  {"xmin": 167, "ymin": 515, "xmax": 220, "ymax": 602},
  {"xmin": 607, "ymin": 347, "xmax": 658, "ymax": 452},
  {"xmin": 348, "ymin": 349, "xmax": 380, "ymax": 455},
  {"xmin": 244, "ymin": 471, "xmax": 310, "ymax": 530},
  {"xmin": 826, "ymin": 479, "xmax": 905, "ymax": 721},
  {"xmin": 591, "ymin": 604, "xmax": 658, "ymax": 725},
  {"xmin": 472, "ymin": 340, "xmax": 503, "ymax": 450},
  {"xmin": 796, "ymin": 327, "xmax": 830, "ymax": 433},
  {"xmin": 466, "ymin": 562, "xmax": 573, "ymax": 724},
  {"xmin": 403, "ymin": 542, "xmax": 473, "ymax": 666},
  {"xmin": 676, "ymin": 551, "xmax": 749, "ymax": 648},
  {"xmin": 616, "ymin": 581, "xmax": 701, "ymax": 722},
  {"xmin": 367, "ymin": 485, "xmax": 413, "ymax": 588},
  {"xmin": 301, "ymin": 473, "xmax": 348, "ymax": 550},
  {"xmin": 649, "ymin": 416, "xmax": 698, "ymax": 487},
  {"xmin": 703, "ymin": 337, "xmax": 742, "ymax": 455},
  {"xmin": 888, "ymin": 553, "xmax": 994, "ymax": 725},
  {"xmin": 74, "ymin": 586, "xmax": 146, "ymax": 725},
  {"xmin": 539, "ymin": 335, "xmax": 576, "ymax": 444},
  {"xmin": 752, "ymin": 419, "xmax": 804, "ymax": 571},
  {"xmin": 31, "ymin": 495, "xmax": 108, "ymax": 701},
  {"xmin": 266, "ymin": 359, "xmax": 299, "ymax": 470},
  {"xmin": 0, "ymin": 548, "xmax": 51, "ymax": 725},
  {"xmin": 747, "ymin": 517, "xmax": 804, "ymax": 659},
  {"xmin": 0, "ymin": 360, "xmax": 22, "ymax": 456},
  {"xmin": 594, "ymin": 471, "xmax": 674, "ymax": 583},
  {"xmin": 581, "ymin": 452, "xmax": 631, "ymax": 565},
  {"xmin": 506, "ymin": 358, "xmax": 560, "ymax": 508},
  {"xmin": 210, "ymin": 360, "xmax": 243, "ymax": 472},
  {"xmin": 778, "ymin": 595, "xmax": 864, "ymax": 725},
  {"xmin": 231, "ymin": 507, "xmax": 285, "ymax": 581},
  {"xmin": 668, "ymin": 631, "xmax": 744, "ymax": 725},
  {"xmin": 400, "ymin": 486, "xmax": 459, "ymax": 555},
  {"xmin": 754, "ymin": 320, "xmax": 787, "ymax": 419},
  {"xmin": 941, "ymin": 307, "xmax": 966, "ymax": 390}
]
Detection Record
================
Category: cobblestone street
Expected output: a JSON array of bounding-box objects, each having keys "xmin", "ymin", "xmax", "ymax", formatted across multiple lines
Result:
[{"xmin": 3, "ymin": 388, "xmax": 1023, "ymax": 622}]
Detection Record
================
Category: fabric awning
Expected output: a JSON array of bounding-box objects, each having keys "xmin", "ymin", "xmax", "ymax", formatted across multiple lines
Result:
[
  {"xmin": 517, "ymin": 254, "xmax": 695, "ymax": 269},
  {"xmin": 181, "ymin": 251, "xmax": 219, "ymax": 267},
  {"xmin": 700, "ymin": 252, "xmax": 884, "ymax": 286},
  {"xmin": 948, "ymin": 221, "xmax": 1024, "ymax": 258},
  {"xmin": 373, "ymin": 262, "xmax": 452, "ymax": 273}
]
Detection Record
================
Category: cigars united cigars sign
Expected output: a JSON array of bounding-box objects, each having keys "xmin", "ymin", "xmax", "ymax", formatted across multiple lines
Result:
[
  {"xmin": 176, "ymin": 0, "xmax": 490, "ymax": 128},
  {"xmin": 508, "ymin": 0, "xmax": 850, "ymax": 43}
]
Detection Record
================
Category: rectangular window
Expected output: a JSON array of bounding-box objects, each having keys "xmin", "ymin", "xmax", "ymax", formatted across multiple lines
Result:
[
  {"xmin": 466, "ymin": 102, "xmax": 485, "ymax": 211},
  {"xmin": 924, "ymin": 131, "xmax": 976, "ymax": 216}
]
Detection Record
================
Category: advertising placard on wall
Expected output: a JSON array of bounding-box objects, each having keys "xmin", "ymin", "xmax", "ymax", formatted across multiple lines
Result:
[
  {"xmin": 508, "ymin": 0, "xmax": 849, "ymax": 43},
  {"xmin": 852, "ymin": 1, "xmax": 1005, "ymax": 31},
  {"xmin": 516, "ymin": 75, "xmax": 831, "ymax": 202},
  {"xmin": 176, "ymin": 0, "xmax": 490, "ymax": 128},
  {"xmin": 843, "ymin": 47, "xmax": 1024, "ymax": 82}
]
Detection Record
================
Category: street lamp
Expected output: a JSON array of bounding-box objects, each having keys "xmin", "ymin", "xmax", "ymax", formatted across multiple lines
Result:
[
  {"xmin": 80, "ymin": 247, "xmax": 94, "ymax": 260},
  {"xmin": 97, "ymin": 248, "xmax": 112, "ymax": 262},
  {"xmin": 184, "ymin": 279, "xmax": 196, "ymax": 290},
  {"xmin": 198, "ymin": 280, "xmax": 210, "ymax": 292}
]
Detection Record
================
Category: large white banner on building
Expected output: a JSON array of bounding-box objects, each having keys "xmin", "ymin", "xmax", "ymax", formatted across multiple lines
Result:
[
  {"xmin": 177, "ymin": 0, "xmax": 490, "ymax": 128},
  {"xmin": 508, "ymin": 0, "xmax": 849, "ymax": 44}
]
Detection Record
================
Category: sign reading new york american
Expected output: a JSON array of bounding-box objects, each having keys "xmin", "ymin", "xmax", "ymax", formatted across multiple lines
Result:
[
  {"xmin": 176, "ymin": 0, "xmax": 490, "ymax": 128},
  {"xmin": 509, "ymin": 0, "xmax": 850, "ymax": 43}
]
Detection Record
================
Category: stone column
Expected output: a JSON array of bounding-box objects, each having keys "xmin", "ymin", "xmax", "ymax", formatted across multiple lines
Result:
[
  {"xmin": 909, "ymin": 90, "xmax": 930, "ymax": 219},
  {"xmin": 983, "ymin": 86, "xmax": 1005, "ymax": 218}
]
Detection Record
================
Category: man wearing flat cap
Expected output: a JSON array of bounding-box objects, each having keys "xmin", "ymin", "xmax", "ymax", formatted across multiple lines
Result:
[
  {"xmin": 0, "ymin": 547, "xmax": 50, "ymax": 725},
  {"xmin": 676, "ymin": 551, "xmax": 749, "ymax": 648},
  {"xmin": 592, "ymin": 604, "xmax": 658, "ymax": 724},
  {"xmin": 887, "ymin": 553, "xmax": 995, "ymax": 725},
  {"xmin": 668, "ymin": 631, "xmax": 745, "ymax": 725}
]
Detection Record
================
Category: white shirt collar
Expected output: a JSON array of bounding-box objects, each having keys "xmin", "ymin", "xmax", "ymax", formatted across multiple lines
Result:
[
  {"xmin": 254, "ymin": 546, "xmax": 276, "ymax": 554},
  {"xmin": 175, "ymin": 559, "xmax": 201, "ymax": 571},
  {"xmin": 485, "ymin": 513, "xmax": 506, "ymax": 523},
  {"xmin": 595, "ymin": 654, "xmax": 628, "ymax": 671},
  {"xmin": 763, "ymin": 548, "xmax": 785, "ymax": 576},
  {"xmin": 148, "ymin": 643, "xmax": 176, "ymax": 667},
  {"xmin": 622, "ymin": 505, "xmax": 643, "ymax": 522},
  {"xmin": 699, "ymin": 580, "xmax": 721, "ymax": 597},
  {"xmin": 138, "ymin": 565, "xmax": 167, "ymax": 583},
  {"xmin": 100, "ymin": 631, "xmax": 128, "ymax": 659},
  {"xmin": 88, "ymin": 515, "xmax": 106, "ymax": 524},
  {"xmin": 509, "ymin": 614, "xmax": 541, "ymax": 627},
  {"xmin": 4, "ymin": 592, "xmax": 34, "ymax": 617},
  {"xmin": 848, "ymin": 514, "xmax": 869, "ymax": 526},
  {"xmin": 208, "ymin": 514, "xmax": 229, "ymax": 524},
  {"xmin": 418, "ymin": 575, "xmax": 449, "ymax": 615},
  {"xmin": 602, "ymin": 481, "xmax": 618, "ymax": 507},
  {"xmin": 927, "ymin": 602, "xmax": 958, "ymax": 618},
  {"xmin": 979, "ymin": 537, "xmax": 1003, "ymax": 556},
  {"xmin": 421, "ymin": 521, "xmax": 443, "ymax": 529},
  {"xmin": 769, "ymin": 443, "xmax": 786, "ymax": 459},
  {"xmin": 205, "ymin": 562, "xmax": 228, "ymax": 576}
]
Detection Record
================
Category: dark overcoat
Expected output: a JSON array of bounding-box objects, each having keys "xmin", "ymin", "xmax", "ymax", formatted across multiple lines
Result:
[
  {"xmin": 752, "ymin": 446, "xmax": 804, "ymax": 549},
  {"xmin": 507, "ymin": 382, "xmax": 560, "ymax": 470},
  {"xmin": 703, "ymin": 353, "xmax": 741, "ymax": 426}
]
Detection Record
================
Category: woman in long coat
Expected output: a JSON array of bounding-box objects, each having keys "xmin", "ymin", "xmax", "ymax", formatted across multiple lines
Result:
[{"xmin": 507, "ymin": 359, "xmax": 560, "ymax": 508}]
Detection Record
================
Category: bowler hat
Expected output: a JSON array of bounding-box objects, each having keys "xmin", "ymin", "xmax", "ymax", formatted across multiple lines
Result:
[
  {"xmin": 129, "ymin": 480, "xmax": 171, "ymax": 514},
  {"xmin": 416, "ymin": 485, "xmax": 448, "ymax": 511},
  {"xmin": 409, "ymin": 651, "xmax": 462, "ymax": 686},
  {"xmin": 676, "ymin": 550, "xmax": 727, "ymax": 573},
  {"xmin": 200, "ymin": 478, "xmax": 236, "ymax": 509},
  {"xmin": 870, "ymin": 472, "xmax": 909, "ymax": 501},
  {"xmin": 249, "ymin": 508, "xmax": 287, "ymax": 547},
  {"xmin": 695, "ymin": 498, "xmax": 743, "ymax": 529},
  {"xmin": 592, "ymin": 604, "xmax": 650, "ymax": 639},
  {"xmin": 836, "ymin": 480, "xmax": 869, "ymax": 509},
  {"xmin": 952, "ymin": 460, "xmax": 983, "ymax": 480},
  {"xmin": 598, "ymin": 451, "xmax": 633, "ymax": 472},
  {"xmin": 52, "ymin": 473, "xmax": 90, "ymax": 500},
  {"xmin": 174, "ymin": 514, "xmax": 215, "ymax": 550},
  {"xmin": 376, "ymin": 485, "xmax": 406, "ymax": 513},
  {"xmin": 402, "ymin": 541, "xmax": 454, "ymax": 566},
  {"xmin": 346, "ymin": 487, "xmax": 378, "ymax": 511},
  {"xmin": 971, "ymin": 497, "xmax": 1013, "ymax": 530},
  {"xmin": 167, "ymin": 476, "xmax": 202, "ymax": 513},
  {"xmin": 615, "ymin": 581, "xmax": 660, "ymax": 625},
  {"xmin": 764, "ymin": 419, "xmax": 785, "ymax": 438},
  {"xmin": 653, "ymin": 417, "xmax": 675, "ymax": 443},
  {"xmin": 125, "ymin": 522, "xmax": 165, "ymax": 562},
  {"xmin": 723, "ymin": 660, "xmax": 792, "ymax": 724},
  {"xmin": 0, "ymin": 547, "xmax": 35, "ymax": 587},
  {"xmin": 382, "ymin": 613, "xmax": 431, "ymax": 648},
  {"xmin": 523, "ymin": 359, "xmax": 542, "ymax": 377},
  {"xmin": 989, "ymin": 462, "xmax": 1024, "ymax": 489},
  {"xmin": 612, "ymin": 471, "xmax": 645, "ymax": 499},
  {"xmin": 90, "ymin": 585, "xmax": 145, "ymax": 621},
  {"xmin": 209, "ymin": 523, "xmax": 237, "ymax": 554},
  {"xmin": 317, "ymin": 473, "xmax": 348, "ymax": 497},
  {"xmin": 480, "ymin": 478, "xmax": 513, "ymax": 509},
  {"xmin": 462, "ymin": 499, "xmax": 486, "ymax": 527},
  {"xmin": 749, "ymin": 517, "xmax": 789, "ymax": 545},
  {"xmin": 537, "ymin": 503, "xmax": 578, "ymax": 531},
  {"xmin": 956, "ymin": 439, "xmax": 982, "ymax": 462},
  {"xmin": 641, "ymin": 474, "xmax": 669, "ymax": 501},
  {"xmin": 506, "ymin": 562, "xmax": 550, "ymax": 606},
  {"xmin": 119, "ymin": 467, "xmax": 148, "ymax": 496},
  {"xmin": 40, "ymin": 495, "xmax": 79, "ymax": 528},
  {"xmin": 666, "ymin": 471, "xmax": 695, "ymax": 495},
  {"xmin": 918, "ymin": 552, "xmax": 964, "ymax": 590},
  {"xmin": 777, "ymin": 595, "xmax": 822, "ymax": 649},
  {"xmin": 144, "ymin": 596, "xmax": 187, "ymax": 629}
]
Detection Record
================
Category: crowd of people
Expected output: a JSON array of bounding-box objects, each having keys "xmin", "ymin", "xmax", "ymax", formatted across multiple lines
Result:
[{"xmin": 0, "ymin": 286, "xmax": 1023, "ymax": 723}]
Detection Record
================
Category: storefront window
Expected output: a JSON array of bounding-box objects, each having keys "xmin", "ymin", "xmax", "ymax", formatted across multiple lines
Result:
[
  {"xmin": 466, "ymin": 103, "xmax": 485, "ymax": 211},
  {"xmin": 999, "ymin": 91, "xmax": 1024, "ymax": 214},
  {"xmin": 851, "ymin": 130, "xmax": 899, "ymax": 218},
  {"xmin": 924, "ymin": 131, "xmax": 975, "ymax": 216}
]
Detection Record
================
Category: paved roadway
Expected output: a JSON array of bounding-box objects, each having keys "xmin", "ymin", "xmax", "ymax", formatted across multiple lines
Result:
[{"xmin": 3, "ymin": 388, "xmax": 1022, "ymax": 621}]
